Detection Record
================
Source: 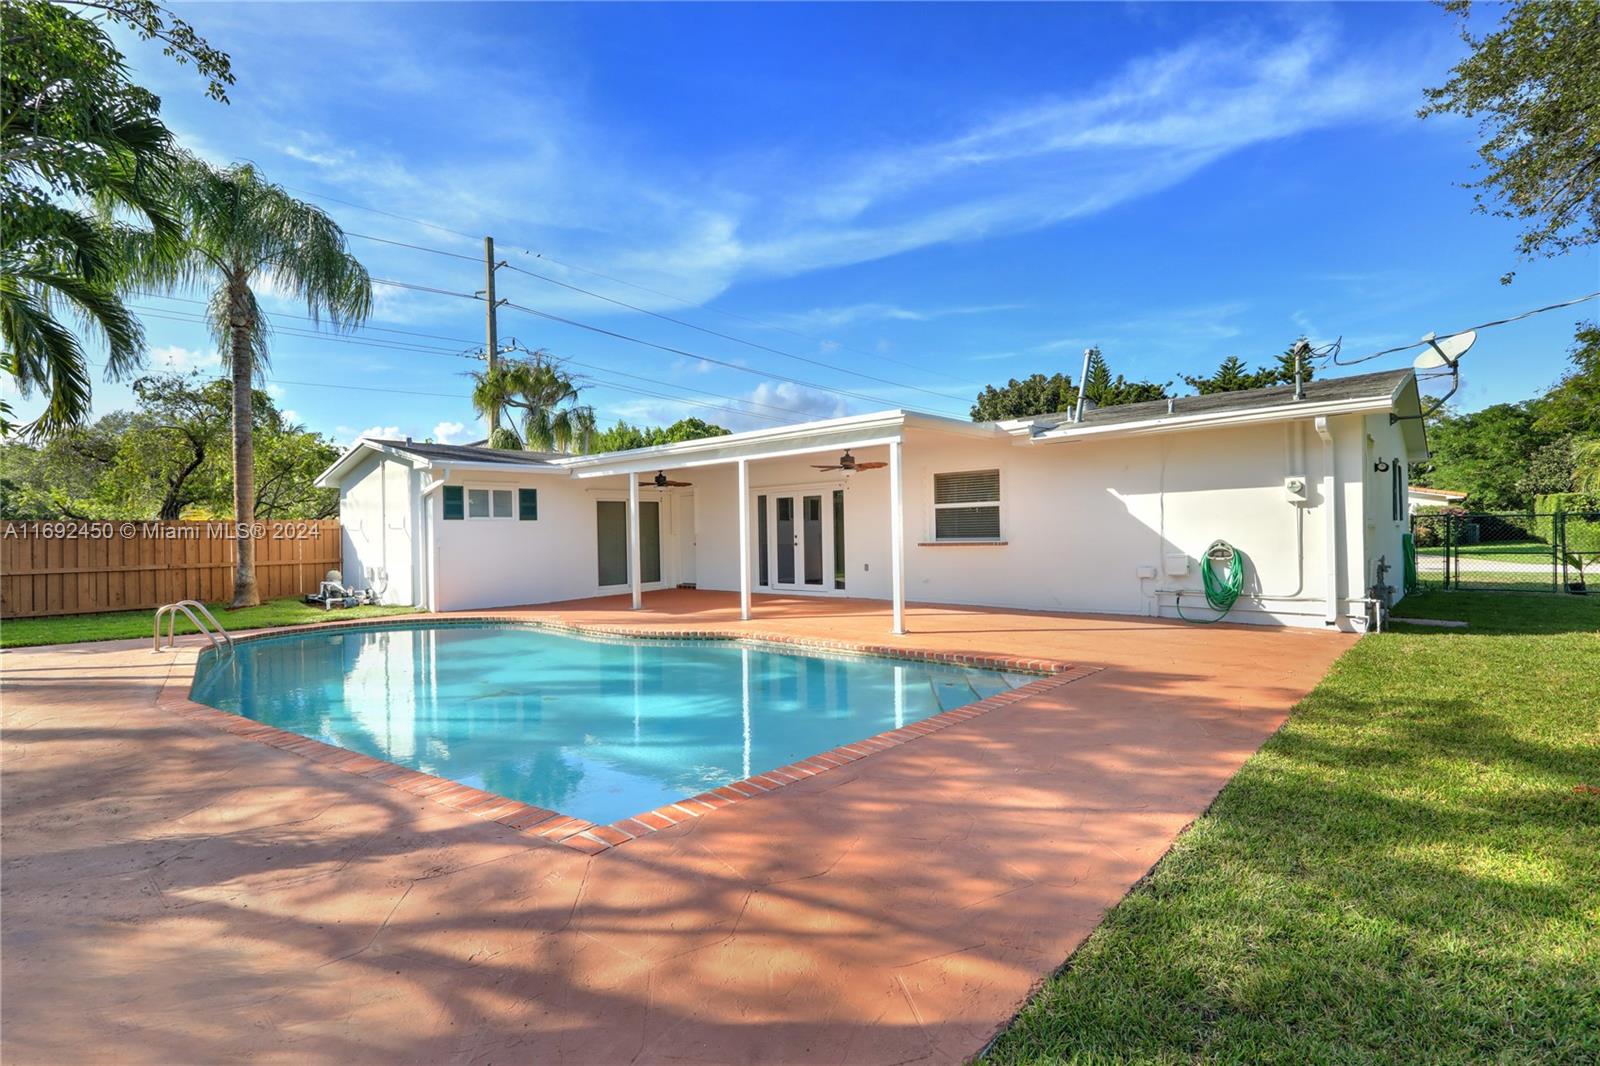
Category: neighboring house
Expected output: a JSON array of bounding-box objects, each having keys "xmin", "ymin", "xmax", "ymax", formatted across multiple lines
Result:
[
  {"xmin": 315, "ymin": 368, "xmax": 1427, "ymax": 633},
  {"xmin": 1407, "ymin": 485, "xmax": 1468, "ymax": 514}
]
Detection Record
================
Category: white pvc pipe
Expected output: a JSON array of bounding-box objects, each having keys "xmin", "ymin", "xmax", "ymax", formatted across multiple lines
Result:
[{"xmin": 1314, "ymin": 416, "xmax": 1339, "ymax": 626}]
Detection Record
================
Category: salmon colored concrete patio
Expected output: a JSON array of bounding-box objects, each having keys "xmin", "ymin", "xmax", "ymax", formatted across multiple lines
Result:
[{"xmin": 1, "ymin": 591, "xmax": 1354, "ymax": 1064}]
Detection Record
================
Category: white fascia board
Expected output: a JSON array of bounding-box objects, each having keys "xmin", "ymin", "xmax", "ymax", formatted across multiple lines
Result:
[
  {"xmin": 313, "ymin": 440, "xmax": 427, "ymax": 488},
  {"xmin": 561, "ymin": 411, "xmax": 915, "ymax": 477},
  {"xmin": 553, "ymin": 410, "xmax": 909, "ymax": 468},
  {"xmin": 570, "ymin": 433, "xmax": 908, "ymax": 479},
  {"xmin": 418, "ymin": 460, "xmax": 568, "ymax": 476},
  {"xmin": 1027, "ymin": 395, "xmax": 1392, "ymax": 444}
]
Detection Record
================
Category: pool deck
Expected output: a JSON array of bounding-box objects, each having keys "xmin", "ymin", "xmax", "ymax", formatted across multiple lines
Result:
[{"xmin": 1, "ymin": 591, "xmax": 1354, "ymax": 1064}]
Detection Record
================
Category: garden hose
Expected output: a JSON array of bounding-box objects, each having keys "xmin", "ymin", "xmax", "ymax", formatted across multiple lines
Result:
[
  {"xmin": 1402, "ymin": 532, "xmax": 1420, "ymax": 595},
  {"xmin": 1176, "ymin": 539, "xmax": 1244, "ymax": 624}
]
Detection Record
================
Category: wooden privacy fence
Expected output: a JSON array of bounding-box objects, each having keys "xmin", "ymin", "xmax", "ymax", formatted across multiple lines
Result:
[{"xmin": 0, "ymin": 520, "xmax": 341, "ymax": 618}]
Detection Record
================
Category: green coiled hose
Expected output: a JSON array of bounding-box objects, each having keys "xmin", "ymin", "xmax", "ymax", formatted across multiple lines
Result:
[{"xmin": 1176, "ymin": 539, "xmax": 1244, "ymax": 624}]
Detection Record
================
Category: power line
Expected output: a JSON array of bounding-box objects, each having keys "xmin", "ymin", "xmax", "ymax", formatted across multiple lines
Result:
[
  {"xmin": 517, "ymin": 247, "xmax": 982, "ymax": 389},
  {"xmin": 347, "ymin": 231, "xmax": 479, "ymax": 262},
  {"xmin": 285, "ymin": 185, "xmax": 983, "ymax": 391},
  {"xmin": 349, "ymin": 224, "xmax": 973, "ymax": 410},
  {"xmin": 129, "ymin": 302, "xmax": 814, "ymax": 418},
  {"xmin": 133, "ymin": 291, "xmax": 483, "ymax": 347},
  {"xmin": 500, "ymin": 298, "xmax": 917, "ymax": 410},
  {"xmin": 498, "ymin": 258, "xmax": 973, "ymax": 409},
  {"xmin": 1330, "ymin": 290, "xmax": 1600, "ymax": 367},
  {"xmin": 281, "ymin": 183, "xmax": 482, "ymax": 244},
  {"xmin": 126, "ymin": 304, "xmax": 803, "ymax": 424},
  {"xmin": 371, "ymin": 277, "xmax": 482, "ymax": 300}
]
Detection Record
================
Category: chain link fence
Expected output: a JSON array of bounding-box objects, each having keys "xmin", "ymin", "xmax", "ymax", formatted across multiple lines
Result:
[{"xmin": 1409, "ymin": 511, "xmax": 1599, "ymax": 594}]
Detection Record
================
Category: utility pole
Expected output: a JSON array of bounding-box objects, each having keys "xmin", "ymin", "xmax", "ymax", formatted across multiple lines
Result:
[{"xmin": 483, "ymin": 236, "xmax": 501, "ymax": 438}]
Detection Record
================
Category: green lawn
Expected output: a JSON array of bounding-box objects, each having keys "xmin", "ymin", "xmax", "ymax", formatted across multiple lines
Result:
[
  {"xmin": 0, "ymin": 597, "xmax": 418, "ymax": 649},
  {"xmin": 1415, "ymin": 540, "xmax": 1551, "ymax": 557},
  {"xmin": 986, "ymin": 590, "xmax": 1600, "ymax": 1064}
]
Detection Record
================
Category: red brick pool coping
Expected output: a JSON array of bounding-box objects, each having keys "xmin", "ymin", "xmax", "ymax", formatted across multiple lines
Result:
[{"xmin": 156, "ymin": 614, "xmax": 1100, "ymax": 856}]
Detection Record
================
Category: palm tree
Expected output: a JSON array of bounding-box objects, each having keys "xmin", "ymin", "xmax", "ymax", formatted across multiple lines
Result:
[
  {"xmin": 1, "ymin": 0, "xmax": 182, "ymax": 436},
  {"xmin": 470, "ymin": 351, "xmax": 596, "ymax": 453},
  {"xmin": 138, "ymin": 156, "xmax": 371, "ymax": 607}
]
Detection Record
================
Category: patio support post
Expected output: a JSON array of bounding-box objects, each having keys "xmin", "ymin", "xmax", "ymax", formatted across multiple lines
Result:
[
  {"xmin": 629, "ymin": 475, "xmax": 642, "ymax": 610},
  {"xmin": 738, "ymin": 458, "xmax": 751, "ymax": 621},
  {"xmin": 889, "ymin": 437, "xmax": 906, "ymax": 635}
]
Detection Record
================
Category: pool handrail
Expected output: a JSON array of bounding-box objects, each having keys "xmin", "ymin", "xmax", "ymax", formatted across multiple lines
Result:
[{"xmin": 153, "ymin": 600, "xmax": 234, "ymax": 653}]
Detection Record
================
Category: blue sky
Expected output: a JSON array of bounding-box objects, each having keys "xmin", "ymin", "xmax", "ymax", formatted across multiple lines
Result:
[{"xmin": 23, "ymin": 1, "xmax": 1599, "ymax": 445}]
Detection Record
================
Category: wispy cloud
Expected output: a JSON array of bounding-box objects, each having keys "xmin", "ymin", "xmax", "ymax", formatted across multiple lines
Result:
[
  {"xmin": 177, "ymin": 14, "xmax": 1428, "ymax": 318},
  {"xmin": 761, "ymin": 302, "xmax": 1026, "ymax": 332}
]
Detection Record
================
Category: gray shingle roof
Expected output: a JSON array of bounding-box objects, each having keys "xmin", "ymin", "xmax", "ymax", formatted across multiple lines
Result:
[
  {"xmin": 1027, "ymin": 369, "xmax": 1412, "ymax": 431},
  {"xmin": 369, "ymin": 439, "xmax": 565, "ymax": 465}
]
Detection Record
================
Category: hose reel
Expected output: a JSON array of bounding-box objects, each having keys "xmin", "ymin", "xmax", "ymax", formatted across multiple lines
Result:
[{"xmin": 1176, "ymin": 539, "xmax": 1245, "ymax": 624}]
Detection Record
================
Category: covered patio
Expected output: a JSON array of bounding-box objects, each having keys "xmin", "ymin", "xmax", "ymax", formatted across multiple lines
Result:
[
  {"xmin": 568, "ymin": 411, "xmax": 992, "ymax": 635},
  {"xmin": 1, "ymin": 593, "xmax": 1353, "ymax": 1064}
]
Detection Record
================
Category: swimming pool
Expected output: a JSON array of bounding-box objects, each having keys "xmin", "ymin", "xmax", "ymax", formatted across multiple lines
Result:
[{"xmin": 190, "ymin": 623, "xmax": 1031, "ymax": 826}]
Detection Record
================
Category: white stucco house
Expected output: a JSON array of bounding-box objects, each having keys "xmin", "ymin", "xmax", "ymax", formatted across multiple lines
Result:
[
  {"xmin": 1406, "ymin": 485, "xmax": 1468, "ymax": 514},
  {"xmin": 315, "ymin": 368, "xmax": 1428, "ymax": 633}
]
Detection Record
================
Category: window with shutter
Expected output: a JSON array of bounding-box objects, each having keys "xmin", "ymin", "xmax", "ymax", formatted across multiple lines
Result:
[
  {"xmin": 933, "ymin": 469, "xmax": 1001, "ymax": 540},
  {"xmin": 442, "ymin": 485, "xmax": 464, "ymax": 520},
  {"xmin": 518, "ymin": 488, "xmax": 538, "ymax": 520}
]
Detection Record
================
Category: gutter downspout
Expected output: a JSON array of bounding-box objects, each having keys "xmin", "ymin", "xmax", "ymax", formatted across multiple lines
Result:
[{"xmin": 1313, "ymin": 418, "xmax": 1339, "ymax": 626}]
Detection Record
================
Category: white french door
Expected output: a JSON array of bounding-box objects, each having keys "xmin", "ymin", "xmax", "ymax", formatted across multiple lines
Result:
[{"xmin": 761, "ymin": 489, "xmax": 842, "ymax": 593}]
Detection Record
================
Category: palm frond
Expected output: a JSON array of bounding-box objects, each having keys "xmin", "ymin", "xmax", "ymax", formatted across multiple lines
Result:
[{"xmin": 0, "ymin": 275, "xmax": 94, "ymax": 437}]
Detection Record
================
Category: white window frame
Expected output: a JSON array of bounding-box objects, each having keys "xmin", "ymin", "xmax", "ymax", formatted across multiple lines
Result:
[
  {"xmin": 463, "ymin": 485, "xmax": 517, "ymax": 521},
  {"xmin": 929, "ymin": 467, "xmax": 1004, "ymax": 542}
]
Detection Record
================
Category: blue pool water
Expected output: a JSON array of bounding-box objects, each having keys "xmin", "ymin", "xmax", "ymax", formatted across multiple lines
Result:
[{"xmin": 190, "ymin": 623, "xmax": 1030, "ymax": 825}]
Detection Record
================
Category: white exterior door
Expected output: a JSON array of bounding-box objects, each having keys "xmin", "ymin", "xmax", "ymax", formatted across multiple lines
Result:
[
  {"xmin": 675, "ymin": 491, "xmax": 696, "ymax": 586},
  {"xmin": 768, "ymin": 491, "xmax": 833, "ymax": 592}
]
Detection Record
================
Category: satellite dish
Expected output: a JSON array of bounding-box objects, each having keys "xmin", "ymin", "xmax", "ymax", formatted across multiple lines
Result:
[{"xmin": 1413, "ymin": 329, "xmax": 1476, "ymax": 369}]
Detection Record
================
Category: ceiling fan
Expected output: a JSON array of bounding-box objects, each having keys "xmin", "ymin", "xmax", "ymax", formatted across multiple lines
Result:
[
  {"xmin": 639, "ymin": 470, "xmax": 693, "ymax": 488},
  {"xmin": 811, "ymin": 450, "xmax": 886, "ymax": 473}
]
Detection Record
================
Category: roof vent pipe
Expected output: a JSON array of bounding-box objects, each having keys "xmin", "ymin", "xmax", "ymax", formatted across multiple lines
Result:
[
  {"xmin": 1167, "ymin": 397, "xmax": 1175, "ymax": 415},
  {"xmin": 1074, "ymin": 347, "xmax": 1094, "ymax": 423}
]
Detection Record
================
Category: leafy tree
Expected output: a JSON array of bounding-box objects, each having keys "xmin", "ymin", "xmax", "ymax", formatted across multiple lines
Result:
[
  {"xmin": 1534, "ymin": 321, "xmax": 1600, "ymax": 437},
  {"xmin": 591, "ymin": 420, "xmax": 651, "ymax": 453},
  {"xmin": 592, "ymin": 416, "xmax": 730, "ymax": 453},
  {"xmin": 0, "ymin": 413, "xmax": 124, "ymax": 517},
  {"xmin": 119, "ymin": 373, "xmax": 231, "ymax": 518},
  {"xmin": 470, "ymin": 350, "xmax": 596, "ymax": 453},
  {"xmin": 654, "ymin": 416, "xmax": 730, "ymax": 444},
  {"xmin": 1517, "ymin": 436, "xmax": 1580, "ymax": 500},
  {"xmin": 969, "ymin": 372, "xmax": 1077, "ymax": 421},
  {"xmin": 1182, "ymin": 339, "xmax": 1316, "ymax": 394},
  {"xmin": 251, "ymin": 405, "xmax": 338, "ymax": 519},
  {"xmin": 1081, "ymin": 349, "xmax": 1170, "ymax": 406},
  {"xmin": 968, "ymin": 349, "xmax": 1167, "ymax": 421},
  {"xmin": 134, "ymin": 157, "xmax": 371, "ymax": 606},
  {"xmin": 1420, "ymin": 0, "xmax": 1600, "ymax": 278},
  {"xmin": 1420, "ymin": 401, "xmax": 1551, "ymax": 510},
  {"xmin": 0, "ymin": 1, "xmax": 231, "ymax": 436},
  {"xmin": 1575, "ymin": 438, "xmax": 1600, "ymax": 493},
  {"xmin": 0, "ymin": 372, "xmax": 336, "ymax": 519}
]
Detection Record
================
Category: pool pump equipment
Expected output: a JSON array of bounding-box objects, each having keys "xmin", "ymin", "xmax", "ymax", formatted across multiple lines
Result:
[
  {"xmin": 304, "ymin": 569, "xmax": 378, "ymax": 611},
  {"xmin": 1176, "ymin": 540, "xmax": 1245, "ymax": 624}
]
